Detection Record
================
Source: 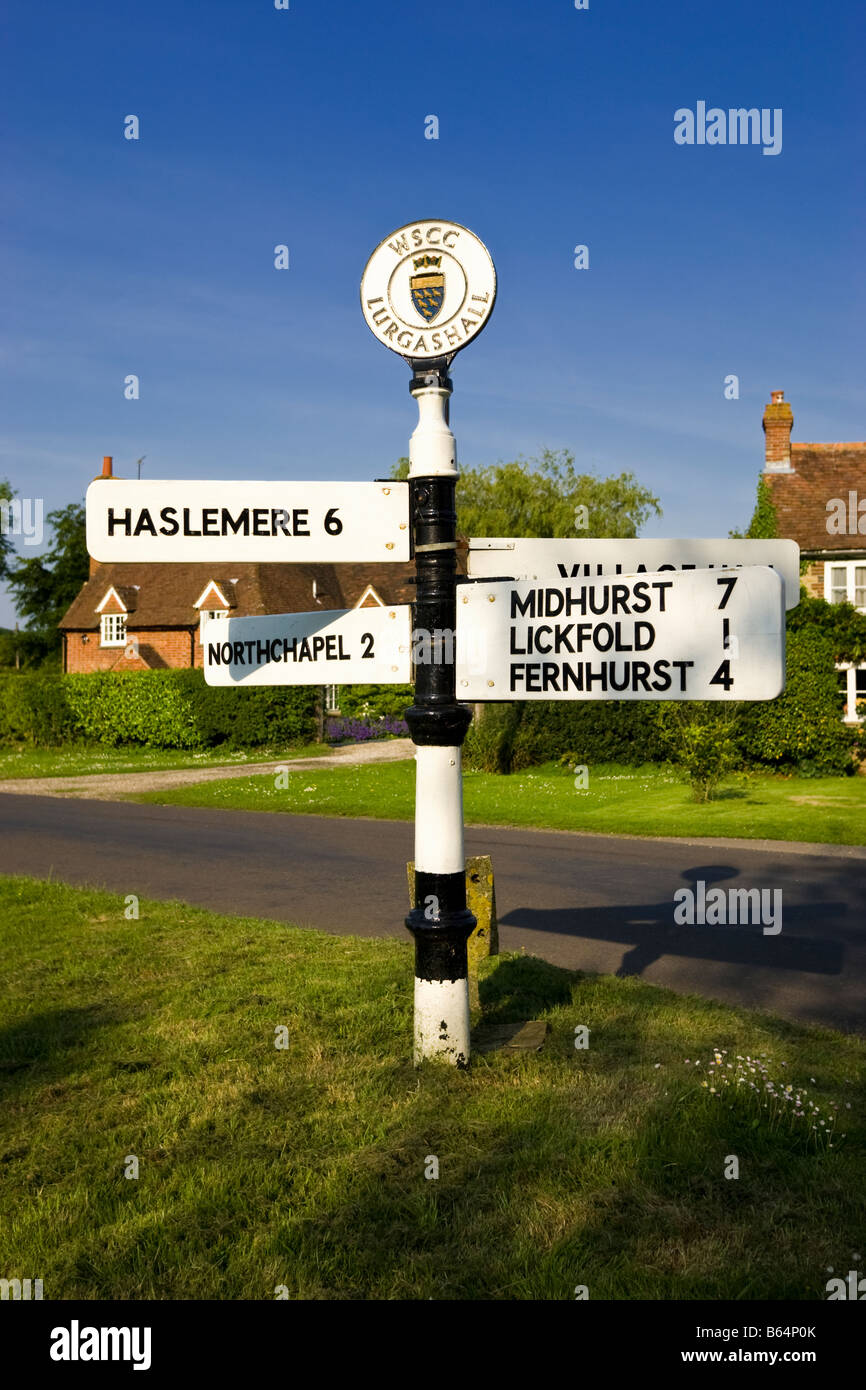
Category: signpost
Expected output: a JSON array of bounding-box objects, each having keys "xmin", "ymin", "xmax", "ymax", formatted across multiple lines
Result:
[
  {"xmin": 86, "ymin": 480, "xmax": 410, "ymax": 563},
  {"xmin": 86, "ymin": 214, "xmax": 792, "ymax": 1073},
  {"xmin": 360, "ymin": 219, "xmax": 497, "ymax": 1069},
  {"xmin": 203, "ymin": 605, "xmax": 413, "ymax": 686},
  {"xmin": 455, "ymin": 567, "xmax": 786, "ymax": 701},
  {"xmin": 467, "ymin": 537, "xmax": 801, "ymax": 610}
]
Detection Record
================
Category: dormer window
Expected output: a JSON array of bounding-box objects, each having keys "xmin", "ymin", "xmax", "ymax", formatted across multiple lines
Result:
[
  {"xmin": 194, "ymin": 581, "xmax": 233, "ymax": 642},
  {"xmin": 199, "ymin": 608, "xmax": 229, "ymax": 641},
  {"xmin": 100, "ymin": 613, "xmax": 127, "ymax": 647}
]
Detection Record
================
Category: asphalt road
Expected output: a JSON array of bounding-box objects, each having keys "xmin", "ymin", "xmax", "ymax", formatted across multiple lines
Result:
[{"xmin": 1, "ymin": 793, "xmax": 863, "ymax": 1033}]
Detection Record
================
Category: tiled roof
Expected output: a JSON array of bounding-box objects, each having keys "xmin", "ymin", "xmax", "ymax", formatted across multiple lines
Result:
[
  {"xmin": 765, "ymin": 444, "xmax": 866, "ymax": 553},
  {"xmin": 57, "ymin": 556, "xmax": 460, "ymax": 631},
  {"xmin": 60, "ymin": 562, "xmax": 343, "ymax": 630}
]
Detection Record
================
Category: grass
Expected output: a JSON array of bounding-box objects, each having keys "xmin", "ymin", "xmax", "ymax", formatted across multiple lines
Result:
[
  {"xmin": 0, "ymin": 875, "xmax": 863, "ymax": 1300},
  {"xmin": 132, "ymin": 760, "xmax": 866, "ymax": 846},
  {"xmin": 0, "ymin": 742, "xmax": 333, "ymax": 780}
]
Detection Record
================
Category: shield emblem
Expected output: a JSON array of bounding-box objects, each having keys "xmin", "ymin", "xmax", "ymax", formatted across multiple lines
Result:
[{"xmin": 410, "ymin": 271, "xmax": 445, "ymax": 323}]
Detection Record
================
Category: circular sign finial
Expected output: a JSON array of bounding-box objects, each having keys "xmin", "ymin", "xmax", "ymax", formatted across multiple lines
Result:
[{"xmin": 360, "ymin": 219, "xmax": 496, "ymax": 363}]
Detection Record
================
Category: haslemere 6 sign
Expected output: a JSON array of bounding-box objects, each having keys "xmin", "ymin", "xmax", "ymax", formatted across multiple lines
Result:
[
  {"xmin": 204, "ymin": 604, "xmax": 413, "ymax": 686},
  {"xmin": 455, "ymin": 567, "xmax": 786, "ymax": 701},
  {"xmin": 467, "ymin": 537, "xmax": 801, "ymax": 610},
  {"xmin": 85, "ymin": 480, "xmax": 410, "ymax": 564}
]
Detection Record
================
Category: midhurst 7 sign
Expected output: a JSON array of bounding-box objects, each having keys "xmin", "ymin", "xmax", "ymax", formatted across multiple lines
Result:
[
  {"xmin": 455, "ymin": 567, "xmax": 785, "ymax": 701},
  {"xmin": 86, "ymin": 480, "xmax": 410, "ymax": 563},
  {"xmin": 467, "ymin": 537, "xmax": 801, "ymax": 609},
  {"xmin": 204, "ymin": 604, "xmax": 413, "ymax": 686}
]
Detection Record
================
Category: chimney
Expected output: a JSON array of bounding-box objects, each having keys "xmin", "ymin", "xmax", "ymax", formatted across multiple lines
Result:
[
  {"xmin": 763, "ymin": 390, "xmax": 793, "ymax": 471},
  {"xmin": 89, "ymin": 455, "xmax": 114, "ymax": 575}
]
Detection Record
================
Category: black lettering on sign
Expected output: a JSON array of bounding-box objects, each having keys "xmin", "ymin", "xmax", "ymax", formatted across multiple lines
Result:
[
  {"xmin": 716, "ymin": 576, "xmax": 737, "ymax": 610},
  {"xmin": 709, "ymin": 659, "xmax": 734, "ymax": 692},
  {"xmin": 107, "ymin": 507, "xmax": 131, "ymax": 536},
  {"xmin": 361, "ymin": 632, "xmax": 374, "ymax": 658}
]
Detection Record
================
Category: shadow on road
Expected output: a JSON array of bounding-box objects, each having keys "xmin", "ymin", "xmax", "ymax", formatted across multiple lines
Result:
[{"xmin": 500, "ymin": 860, "xmax": 848, "ymax": 980}]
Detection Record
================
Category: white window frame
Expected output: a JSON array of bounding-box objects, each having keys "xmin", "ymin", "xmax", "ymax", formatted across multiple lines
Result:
[
  {"xmin": 100, "ymin": 613, "xmax": 127, "ymax": 648},
  {"xmin": 324, "ymin": 684, "xmax": 340, "ymax": 714},
  {"xmin": 836, "ymin": 663, "xmax": 866, "ymax": 724},
  {"xmin": 199, "ymin": 608, "xmax": 229, "ymax": 642},
  {"xmin": 825, "ymin": 560, "xmax": 866, "ymax": 610}
]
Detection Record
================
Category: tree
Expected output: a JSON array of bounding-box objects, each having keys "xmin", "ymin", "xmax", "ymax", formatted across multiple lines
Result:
[
  {"xmin": 6, "ymin": 501, "xmax": 89, "ymax": 661},
  {"xmin": 391, "ymin": 448, "xmax": 662, "ymax": 539},
  {"xmin": 729, "ymin": 472, "xmax": 779, "ymax": 540},
  {"xmin": 0, "ymin": 478, "xmax": 16, "ymax": 580}
]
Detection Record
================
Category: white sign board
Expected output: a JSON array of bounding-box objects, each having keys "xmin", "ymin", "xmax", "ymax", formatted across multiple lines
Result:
[
  {"xmin": 204, "ymin": 605, "xmax": 413, "ymax": 687},
  {"xmin": 455, "ymin": 567, "xmax": 785, "ymax": 701},
  {"xmin": 467, "ymin": 538, "xmax": 801, "ymax": 610},
  {"xmin": 86, "ymin": 480, "xmax": 410, "ymax": 563},
  {"xmin": 360, "ymin": 220, "xmax": 496, "ymax": 361}
]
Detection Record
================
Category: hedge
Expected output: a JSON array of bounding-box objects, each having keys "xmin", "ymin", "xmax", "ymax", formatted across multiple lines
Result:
[
  {"xmin": 738, "ymin": 627, "xmax": 860, "ymax": 776},
  {"xmin": 0, "ymin": 671, "xmax": 317, "ymax": 750},
  {"xmin": 463, "ymin": 699, "xmax": 668, "ymax": 772}
]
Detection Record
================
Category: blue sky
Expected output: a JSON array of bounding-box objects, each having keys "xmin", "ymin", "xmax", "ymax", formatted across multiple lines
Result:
[{"xmin": 1, "ymin": 0, "xmax": 863, "ymax": 627}]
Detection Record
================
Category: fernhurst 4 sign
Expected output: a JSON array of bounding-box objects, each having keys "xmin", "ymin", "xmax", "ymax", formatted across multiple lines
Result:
[
  {"xmin": 455, "ymin": 567, "xmax": 786, "ymax": 701},
  {"xmin": 86, "ymin": 480, "xmax": 410, "ymax": 563},
  {"xmin": 204, "ymin": 605, "xmax": 413, "ymax": 686},
  {"xmin": 468, "ymin": 537, "xmax": 801, "ymax": 610}
]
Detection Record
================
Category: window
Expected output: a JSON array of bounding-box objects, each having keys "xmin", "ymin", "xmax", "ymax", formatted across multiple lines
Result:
[
  {"xmin": 324, "ymin": 684, "xmax": 341, "ymax": 714},
  {"xmin": 836, "ymin": 664, "xmax": 866, "ymax": 723},
  {"xmin": 826, "ymin": 561, "xmax": 866, "ymax": 609},
  {"xmin": 199, "ymin": 609, "xmax": 228, "ymax": 641},
  {"xmin": 100, "ymin": 613, "xmax": 127, "ymax": 647}
]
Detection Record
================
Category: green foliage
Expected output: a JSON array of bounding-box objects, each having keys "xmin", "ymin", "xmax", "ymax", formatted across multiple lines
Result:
[
  {"xmin": 463, "ymin": 700, "xmax": 667, "ymax": 773},
  {"xmin": 336, "ymin": 684, "xmax": 414, "ymax": 720},
  {"xmin": 729, "ymin": 473, "xmax": 780, "ymax": 541},
  {"xmin": 0, "ymin": 670, "xmax": 317, "ymax": 750},
  {"xmin": 738, "ymin": 627, "xmax": 859, "ymax": 776},
  {"xmin": 0, "ymin": 479, "xmax": 16, "ymax": 580},
  {"xmin": 510, "ymin": 701, "xmax": 668, "ymax": 771},
  {"xmin": 391, "ymin": 449, "xmax": 661, "ymax": 539},
  {"xmin": 656, "ymin": 704, "xmax": 742, "ymax": 802},
  {"xmin": 6, "ymin": 500, "xmax": 89, "ymax": 659},
  {"xmin": 0, "ymin": 673, "xmax": 79, "ymax": 746},
  {"xmin": 462, "ymin": 702, "xmax": 523, "ymax": 773},
  {"xmin": 747, "ymin": 474, "xmax": 779, "ymax": 539},
  {"xmin": 189, "ymin": 681, "xmax": 318, "ymax": 750},
  {"xmin": 64, "ymin": 671, "xmax": 205, "ymax": 748},
  {"xmin": 787, "ymin": 594, "xmax": 866, "ymax": 664}
]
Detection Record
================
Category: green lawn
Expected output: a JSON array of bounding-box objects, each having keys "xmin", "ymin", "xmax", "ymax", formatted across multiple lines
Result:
[
  {"xmin": 133, "ymin": 760, "xmax": 866, "ymax": 846},
  {"xmin": 0, "ymin": 876, "xmax": 862, "ymax": 1300},
  {"xmin": 0, "ymin": 742, "xmax": 332, "ymax": 780}
]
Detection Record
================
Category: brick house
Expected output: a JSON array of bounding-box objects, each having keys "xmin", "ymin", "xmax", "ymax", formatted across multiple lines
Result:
[
  {"xmin": 59, "ymin": 459, "xmax": 422, "ymax": 715},
  {"xmin": 762, "ymin": 391, "xmax": 866, "ymax": 722}
]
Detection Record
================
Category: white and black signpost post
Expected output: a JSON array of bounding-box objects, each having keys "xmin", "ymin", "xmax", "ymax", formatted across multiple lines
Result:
[{"xmin": 361, "ymin": 220, "xmax": 497, "ymax": 1068}]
